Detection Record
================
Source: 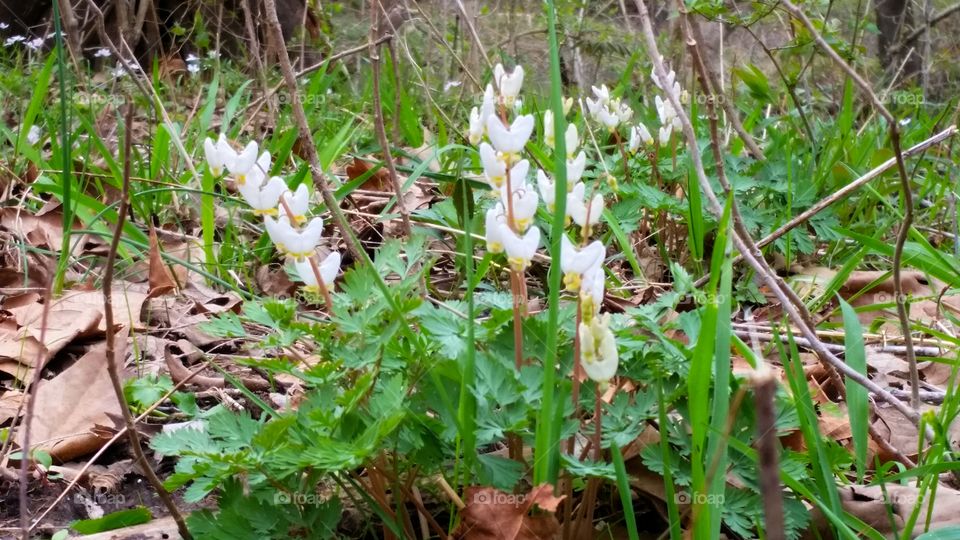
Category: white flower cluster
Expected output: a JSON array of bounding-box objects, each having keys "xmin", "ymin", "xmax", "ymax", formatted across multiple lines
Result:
[
  {"xmin": 585, "ymin": 85, "xmax": 653, "ymax": 157},
  {"xmin": 651, "ymin": 62, "xmax": 687, "ymax": 146},
  {"xmin": 467, "ymin": 64, "xmax": 541, "ymax": 273},
  {"xmin": 466, "ymin": 64, "xmax": 619, "ymax": 383},
  {"xmin": 204, "ymin": 135, "xmax": 340, "ymax": 293}
]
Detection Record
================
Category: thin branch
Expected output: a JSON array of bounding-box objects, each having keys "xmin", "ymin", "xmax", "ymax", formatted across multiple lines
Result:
[
  {"xmin": 370, "ymin": 0, "xmax": 412, "ymax": 237},
  {"xmin": 19, "ymin": 286, "xmax": 51, "ymax": 540},
  {"xmin": 780, "ymin": 0, "xmax": 920, "ymax": 411},
  {"xmin": 102, "ymin": 102, "xmax": 191, "ymax": 539},
  {"xmin": 262, "ymin": 0, "xmax": 363, "ymax": 262},
  {"xmin": 681, "ymin": 6, "xmax": 767, "ymax": 161},
  {"xmin": 888, "ymin": 2, "xmax": 960, "ymax": 56}
]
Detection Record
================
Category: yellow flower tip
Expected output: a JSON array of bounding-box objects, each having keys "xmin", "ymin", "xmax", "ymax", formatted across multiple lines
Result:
[
  {"xmin": 606, "ymin": 174, "xmax": 618, "ymax": 191},
  {"xmin": 290, "ymin": 251, "xmax": 313, "ymax": 261},
  {"xmin": 303, "ymin": 284, "xmax": 320, "ymax": 294},
  {"xmin": 488, "ymin": 241, "xmax": 504, "ymax": 254},
  {"xmin": 253, "ymin": 208, "xmax": 279, "ymax": 217},
  {"xmin": 236, "ymin": 174, "xmax": 246, "ymax": 186},
  {"xmin": 515, "ymin": 218, "xmax": 531, "ymax": 232},
  {"xmin": 491, "ymin": 176, "xmax": 506, "ymax": 189},
  {"xmin": 211, "ymin": 166, "xmax": 223, "ymax": 177},
  {"xmin": 563, "ymin": 272, "xmax": 581, "ymax": 293},
  {"xmin": 508, "ymin": 256, "xmax": 529, "ymax": 272}
]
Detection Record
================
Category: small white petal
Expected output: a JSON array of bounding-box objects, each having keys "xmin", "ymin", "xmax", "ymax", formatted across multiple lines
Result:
[{"xmin": 486, "ymin": 114, "xmax": 534, "ymax": 155}]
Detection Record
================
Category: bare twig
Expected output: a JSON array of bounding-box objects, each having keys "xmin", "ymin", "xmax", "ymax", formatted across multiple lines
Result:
[
  {"xmin": 779, "ymin": 0, "xmax": 919, "ymax": 411},
  {"xmin": 888, "ymin": 2, "xmax": 960, "ymax": 56},
  {"xmin": 753, "ymin": 369, "xmax": 786, "ymax": 540},
  {"xmin": 370, "ymin": 0, "xmax": 412, "ymax": 238},
  {"xmin": 102, "ymin": 103, "xmax": 191, "ymax": 539},
  {"xmin": 263, "ymin": 0, "xmax": 363, "ymax": 262},
  {"xmin": 680, "ymin": 4, "xmax": 766, "ymax": 161},
  {"xmin": 19, "ymin": 286, "xmax": 51, "ymax": 540}
]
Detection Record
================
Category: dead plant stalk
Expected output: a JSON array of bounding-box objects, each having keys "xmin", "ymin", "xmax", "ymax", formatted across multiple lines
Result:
[
  {"xmin": 779, "ymin": 0, "xmax": 920, "ymax": 411},
  {"xmin": 263, "ymin": 0, "xmax": 364, "ymax": 262},
  {"xmin": 101, "ymin": 103, "xmax": 191, "ymax": 539}
]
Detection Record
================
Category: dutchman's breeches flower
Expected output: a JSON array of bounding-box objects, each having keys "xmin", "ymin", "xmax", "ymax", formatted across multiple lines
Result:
[
  {"xmin": 567, "ymin": 182, "xmax": 604, "ymax": 230},
  {"xmin": 280, "ymin": 184, "xmax": 310, "ymax": 226},
  {"xmin": 479, "ymin": 143, "xmax": 507, "ymax": 190},
  {"xmin": 295, "ymin": 251, "xmax": 341, "ymax": 291},
  {"xmin": 502, "ymin": 185, "xmax": 538, "ymax": 233},
  {"xmin": 239, "ymin": 175, "xmax": 287, "ymax": 216},
  {"xmin": 500, "ymin": 223, "xmax": 540, "ymax": 272},
  {"xmin": 579, "ymin": 313, "xmax": 618, "ymax": 383},
  {"xmin": 228, "ymin": 142, "xmax": 271, "ymax": 187},
  {"xmin": 204, "ymin": 133, "xmax": 234, "ymax": 177},
  {"xmin": 567, "ymin": 152, "xmax": 587, "ymax": 184},
  {"xmin": 536, "ymin": 169, "xmax": 556, "ymax": 213},
  {"xmin": 486, "ymin": 114, "xmax": 534, "ymax": 163},
  {"xmin": 265, "ymin": 216, "xmax": 324, "ymax": 260},
  {"xmin": 485, "ymin": 206, "xmax": 507, "ymax": 253},
  {"xmin": 493, "ymin": 64, "xmax": 524, "ymax": 108},
  {"xmin": 560, "ymin": 235, "xmax": 604, "ymax": 292}
]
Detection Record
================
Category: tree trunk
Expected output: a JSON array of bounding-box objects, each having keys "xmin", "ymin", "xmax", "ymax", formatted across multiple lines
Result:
[{"xmin": 876, "ymin": 0, "xmax": 922, "ymax": 82}]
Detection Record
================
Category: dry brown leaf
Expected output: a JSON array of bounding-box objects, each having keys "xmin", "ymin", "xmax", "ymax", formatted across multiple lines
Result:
[
  {"xmin": 796, "ymin": 267, "xmax": 960, "ymax": 333},
  {"xmin": 18, "ymin": 332, "xmax": 128, "ymax": 462},
  {"xmin": 0, "ymin": 390, "xmax": 26, "ymax": 424},
  {"xmin": 10, "ymin": 288, "xmax": 146, "ymax": 334},
  {"xmin": 870, "ymin": 403, "xmax": 940, "ymax": 462},
  {"xmin": 182, "ymin": 280, "xmax": 242, "ymax": 315},
  {"xmin": 256, "ymin": 264, "xmax": 297, "ymax": 297},
  {"xmin": 346, "ymin": 156, "xmax": 391, "ymax": 192},
  {"xmin": 0, "ymin": 295, "xmax": 108, "ymax": 380},
  {"xmin": 810, "ymin": 483, "xmax": 960, "ymax": 537},
  {"xmin": 456, "ymin": 484, "xmax": 564, "ymax": 540},
  {"xmin": 148, "ymin": 224, "xmax": 178, "ymax": 298}
]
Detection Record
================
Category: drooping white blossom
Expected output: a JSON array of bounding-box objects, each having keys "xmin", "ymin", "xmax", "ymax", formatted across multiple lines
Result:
[
  {"xmin": 560, "ymin": 235, "xmax": 604, "ymax": 292},
  {"xmin": 579, "ymin": 314, "xmax": 618, "ymax": 383},
  {"xmin": 264, "ymin": 216, "xmax": 324, "ymax": 260},
  {"xmin": 294, "ymin": 251, "xmax": 341, "ymax": 291},
  {"xmin": 567, "ymin": 182, "xmax": 603, "ymax": 229}
]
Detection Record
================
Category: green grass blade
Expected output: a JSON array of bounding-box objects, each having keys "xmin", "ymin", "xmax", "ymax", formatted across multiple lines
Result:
[
  {"xmin": 838, "ymin": 296, "xmax": 869, "ymax": 483},
  {"xmin": 533, "ymin": 0, "xmax": 568, "ymax": 487},
  {"xmin": 611, "ymin": 445, "xmax": 640, "ymax": 540}
]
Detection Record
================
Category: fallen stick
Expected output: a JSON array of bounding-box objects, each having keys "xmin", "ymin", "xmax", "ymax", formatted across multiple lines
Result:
[{"xmin": 731, "ymin": 329, "xmax": 946, "ymax": 357}]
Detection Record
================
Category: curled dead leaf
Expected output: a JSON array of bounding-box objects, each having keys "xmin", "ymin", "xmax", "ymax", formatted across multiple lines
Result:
[{"xmin": 455, "ymin": 484, "xmax": 563, "ymax": 540}]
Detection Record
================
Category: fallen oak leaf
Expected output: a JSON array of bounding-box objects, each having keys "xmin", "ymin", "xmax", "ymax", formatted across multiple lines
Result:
[
  {"xmin": 17, "ymin": 331, "xmax": 129, "ymax": 462},
  {"xmin": 455, "ymin": 484, "xmax": 563, "ymax": 540},
  {"xmin": 147, "ymin": 224, "xmax": 178, "ymax": 298}
]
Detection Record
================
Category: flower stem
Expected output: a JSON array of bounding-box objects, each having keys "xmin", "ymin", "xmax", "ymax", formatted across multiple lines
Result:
[
  {"xmin": 307, "ymin": 255, "xmax": 335, "ymax": 312},
  {"xmin": 613, "ymin": 130, "xmax": 631, "ymax": 183}
]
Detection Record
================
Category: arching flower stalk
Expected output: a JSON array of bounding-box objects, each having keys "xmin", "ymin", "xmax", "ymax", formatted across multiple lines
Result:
[
  {"xmin": 469, "ymin": 63, "xmax": 539, "ymax": 374},
  {"xmin": 585, "ymin": 84, "xmax": 634, "ymax": 182},
  {"xmin": 205, "ymin": 136, "xmax": 340, "ymax": 313}
]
